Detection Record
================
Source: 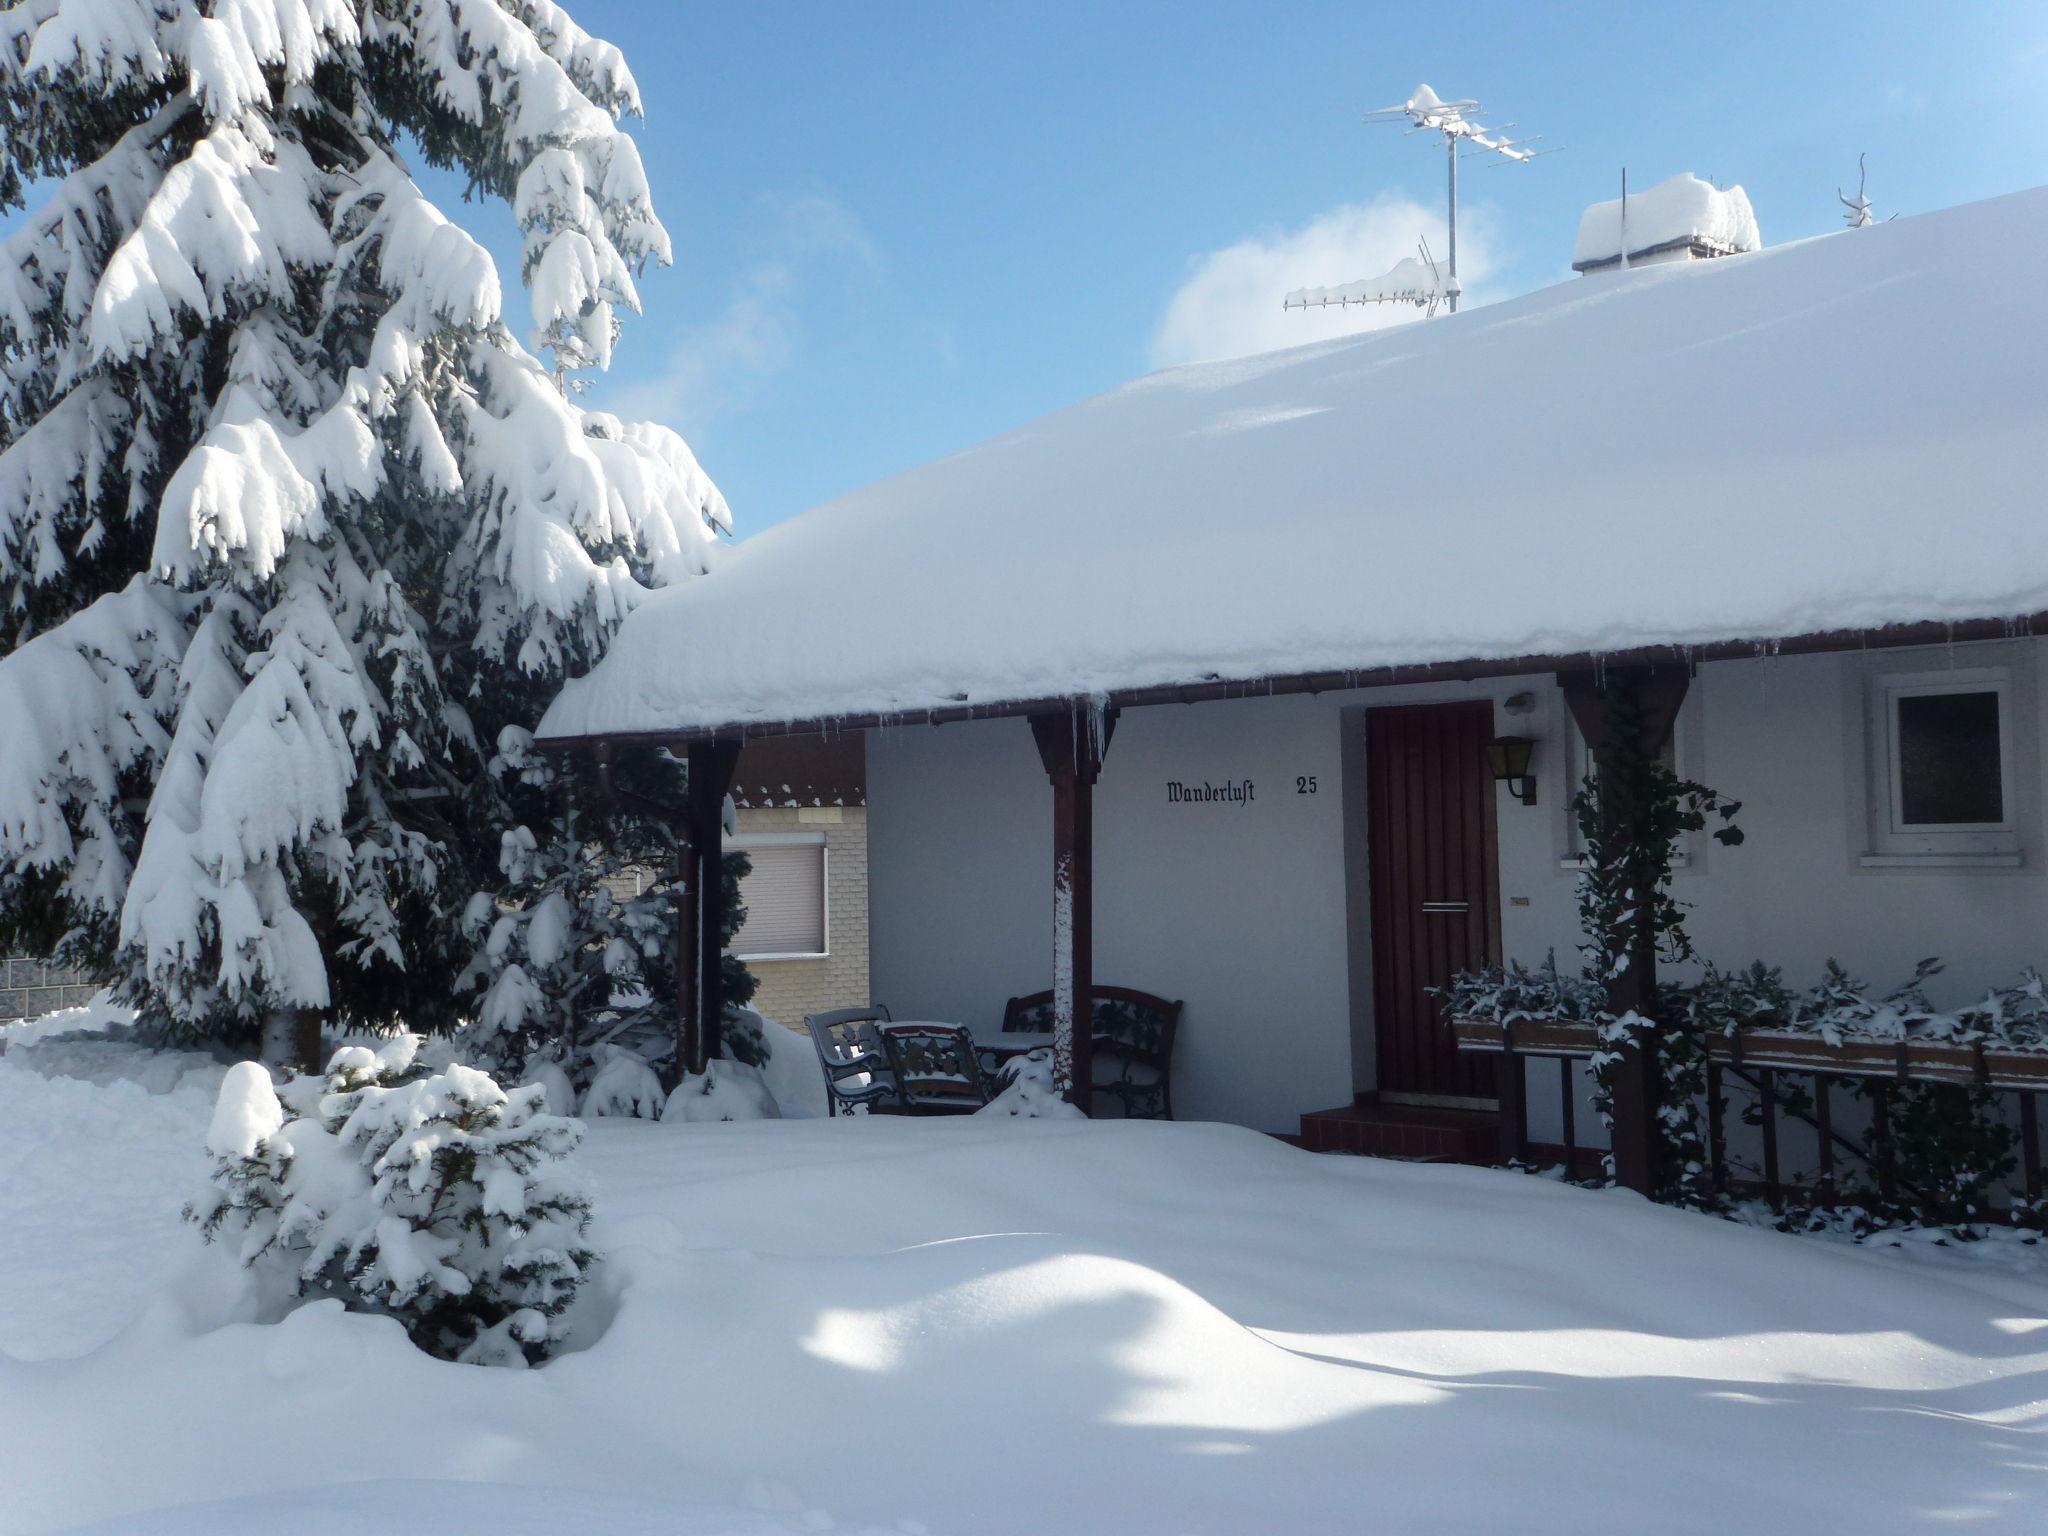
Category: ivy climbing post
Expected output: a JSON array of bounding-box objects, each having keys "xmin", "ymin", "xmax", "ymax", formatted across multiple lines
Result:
[
  {"xmin": 1561, "ymin": 667, "xmax": 1685, "ymax": 1194},
  {"xmin": 1560, "ymin": 666, "xmax": 1743, "ymax": 1200}
]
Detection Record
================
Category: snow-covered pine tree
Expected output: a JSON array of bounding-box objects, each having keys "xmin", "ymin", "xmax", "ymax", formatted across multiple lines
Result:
[
  {"xmin": 0, "ymin": 1, "xmax": 729, "ymax": 1062},
  {"xmin": 191, "ymin": 1037, "xmax": 598, "ymax": 1365},
  {"xmin": 458, "ymin": 723, "xmax": 759, "ymax": 1086}
]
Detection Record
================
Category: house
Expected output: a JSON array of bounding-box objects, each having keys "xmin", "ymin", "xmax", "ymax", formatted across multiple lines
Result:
[
  {"xmin": 537, "ymin": 187, "xmax": 2047, "ymax": 1184},
  {"xmin": 726, "ymin": 733, "xmax": 872, "ymax": 1034},
  {"xmin": 1571, "ymin": 171, "xmax": 1759, "ymax": 273},
  {"xmin": 602, "ymin": 733, "xmax": 873, "ymax": 1037}
]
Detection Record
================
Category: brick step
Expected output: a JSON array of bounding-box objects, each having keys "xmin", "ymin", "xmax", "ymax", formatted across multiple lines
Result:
[{"xmin": 1298, "ymin": 1101, "xmax": 1501, "ymax": 1165}]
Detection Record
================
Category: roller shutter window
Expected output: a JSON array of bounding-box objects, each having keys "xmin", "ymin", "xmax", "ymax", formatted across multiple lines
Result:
[{"xmin": 732, "ymin": 842, "xmax": 827, "ymax": 958}]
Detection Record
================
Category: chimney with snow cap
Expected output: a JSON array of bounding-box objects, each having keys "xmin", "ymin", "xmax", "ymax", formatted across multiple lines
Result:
[{"xmin": 1572, "ymin": 171, "xmax": 1760, "ymax": 274}]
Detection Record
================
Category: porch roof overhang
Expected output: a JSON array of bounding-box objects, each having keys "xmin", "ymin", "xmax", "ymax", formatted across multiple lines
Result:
[
  {"xmin": 538, "ymin": 186, "xmax": 2048, "ymax": 755},
  {"xmin": 540, "ymin": 612, "xmax": 2048, "ymax": 752}
]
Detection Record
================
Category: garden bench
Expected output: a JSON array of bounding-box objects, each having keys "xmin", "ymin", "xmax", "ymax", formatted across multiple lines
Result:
[{"xmin": 1000, "ymin": 986, "xmax": 1182, "ymax": 1119}]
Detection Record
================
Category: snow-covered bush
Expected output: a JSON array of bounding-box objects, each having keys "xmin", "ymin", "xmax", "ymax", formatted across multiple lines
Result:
[
  {"xmin": 189, "ymin": 1038, "xmax": 596, "ymax": 1366},
  {"xmin": 664, "ymin": 1060, "xmax": 781, "ymax": 1123},
  {"xmin": 578, "ymin": 1045, "xmax": 666, "ymax": 1120},
  {"xmin": 1433, "ymin": 952, "xmax": 1609, "ymax": 1027},
  {"xmin": 979, "ymin": 1049, "xmax": 1085, "ymax": 1119},
  {"xmin": 1677, "ymin": 958, "xmax": 2048, "ymax": 1049},
  {"xmin": 1452, "ymin": 950, "xmax": 2043, "ymax": 1227}
]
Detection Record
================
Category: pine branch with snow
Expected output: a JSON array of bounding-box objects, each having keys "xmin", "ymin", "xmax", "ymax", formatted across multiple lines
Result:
[
  {"xmin": 456, "ymin": 730, "xmax": 760, "ymax": 1087},
  {"xmin": 0, "ymin": 2, "xmax": 730, "ymax": 1060}
]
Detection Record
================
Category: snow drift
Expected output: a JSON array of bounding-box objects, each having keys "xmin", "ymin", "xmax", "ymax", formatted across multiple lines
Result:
[{"xmin": 4, "ymin": 1068, "xmax": 2047, "ymax": 1534}]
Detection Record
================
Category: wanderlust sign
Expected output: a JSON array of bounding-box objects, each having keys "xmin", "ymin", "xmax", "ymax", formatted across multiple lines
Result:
[{"xmin": 1166, "ymin": 779, "xmax": 1256, "ymax": 806}]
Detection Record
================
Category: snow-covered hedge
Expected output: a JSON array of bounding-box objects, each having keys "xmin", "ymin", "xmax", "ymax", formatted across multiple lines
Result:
[
  {"xmin": 1442, "ymin": 955, "xmax": 2048, "ymax": 1050},
  {"xmin": 1434, "ymin": 953, "xmax": 1609, "ymax": 1029},
  {"xmin": 1683, "ymin": 959, "xmax": 2048, "ymax": 1048},
  {"xmin": 188, "ymin": 1038, "xmax": 596, "ymax": 1366}
]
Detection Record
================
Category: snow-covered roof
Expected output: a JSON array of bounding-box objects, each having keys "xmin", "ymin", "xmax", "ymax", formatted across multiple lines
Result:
[
  {"xmin": 539, "ymin": 188, "xmax": 2048, "ymax": 744},
  {"xmin": 1572, "ymin": 172, "xmax": 1760, "ymax": 269}
]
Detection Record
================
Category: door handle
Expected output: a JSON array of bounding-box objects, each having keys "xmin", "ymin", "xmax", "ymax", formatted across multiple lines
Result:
[{"xmin": 1421, "ymin": 901, "xmax": 1470, "ymax": 914}]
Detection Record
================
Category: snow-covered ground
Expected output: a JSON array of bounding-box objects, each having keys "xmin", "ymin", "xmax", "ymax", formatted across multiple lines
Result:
[{"xmin": 3, "ymin": 1036, "xmax": 2046, "ymax": 1534}]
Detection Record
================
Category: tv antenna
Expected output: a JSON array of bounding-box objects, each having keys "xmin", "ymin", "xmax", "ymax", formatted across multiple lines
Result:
[
  {"xmin": 1839, "ymin": 152, "xmax": 1873, "ymax": 228},
  {"xmin": 1283, "ymin": 238, "xmax": 1448, "ymax": 317},
  {"xmin": 1359, "ymin": 84, "xmax": 1554, "ymax": 312}
]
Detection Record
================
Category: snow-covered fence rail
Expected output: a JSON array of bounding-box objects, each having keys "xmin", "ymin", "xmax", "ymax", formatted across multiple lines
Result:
[{"xmin": 1451, "ymin": 1015, "xmax": 2048, "ymax": 1216}]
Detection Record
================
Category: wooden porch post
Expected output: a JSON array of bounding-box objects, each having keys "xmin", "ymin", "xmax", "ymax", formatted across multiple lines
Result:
[
  {"xmin": 1031, "ymin": 702, "xmax": 1116, "ymax": 1110},
  {"xmin": 681, "ymin": 739, "xmax": 741, "ymax": 1076},
  {"xmin": 1559, "ymin": 666, "xmax": 1689, "ymax": 1197}
]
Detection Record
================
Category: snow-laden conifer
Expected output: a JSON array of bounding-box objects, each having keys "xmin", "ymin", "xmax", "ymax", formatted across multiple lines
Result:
[
  {"xmin": 190, "ymin": 1035, "xmax": 596, "ymax": 1365},
  {"xmin": 0, "ymin": 2, "xmax": 728, "ymax": 1058},
  {"xmin": 454, "ymin": 724, "xmax": 761, "ymax": 1091}
]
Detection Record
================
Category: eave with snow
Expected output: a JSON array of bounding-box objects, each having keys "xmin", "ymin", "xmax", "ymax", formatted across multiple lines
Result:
[{"xmin": 539, "ymin": 189, "xmax": 2048, "ymax": 1186}]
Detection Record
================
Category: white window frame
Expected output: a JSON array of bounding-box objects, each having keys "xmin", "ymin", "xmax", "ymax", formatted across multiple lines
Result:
[
  {"xmin": 1871, "ymin": 667, "xmax": 2018, "ymax": 859},
  {"xmin": 729, "ymin": 832, "xmax": 830, "ymax": 961}
]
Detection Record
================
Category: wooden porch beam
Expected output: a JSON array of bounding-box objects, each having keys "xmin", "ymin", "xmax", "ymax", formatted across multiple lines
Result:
[
  {"xmin": 1029, "ymin": 703, "xmax": 1117, "ymax": 1110},
  {"xmin": 1558, "ymin": 665, "xmax": 1691, "ymax": 1198}
]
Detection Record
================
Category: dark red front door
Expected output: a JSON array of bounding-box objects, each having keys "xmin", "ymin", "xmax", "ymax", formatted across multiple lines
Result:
[{"xmin": 1365, "ymin": 701, "xmax": 1503, "ymax": 1103}]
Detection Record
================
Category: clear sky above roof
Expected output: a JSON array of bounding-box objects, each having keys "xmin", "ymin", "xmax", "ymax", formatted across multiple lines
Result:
[
  {"xmin": 7, "ymin": 3, "xmax": 2033, "ymax": 541},
  {"xmin": 499, "ymin": 0, "xmax": 2046, "ymax": 541}
]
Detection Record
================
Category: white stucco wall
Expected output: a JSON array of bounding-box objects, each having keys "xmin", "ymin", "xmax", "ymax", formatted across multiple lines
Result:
[
  {"xmin": 869, "ymin": 699, "xmax": 1354, "ymax": 1131},
  {"xmin": 868, "ymin": 637, "xmax": 2048, "ymax": 1139}
]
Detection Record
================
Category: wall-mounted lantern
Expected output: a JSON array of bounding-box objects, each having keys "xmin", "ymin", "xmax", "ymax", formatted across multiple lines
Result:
[{"xmin": 1485, "ymin": 735, "xmax": 1538, "ymax": 806}]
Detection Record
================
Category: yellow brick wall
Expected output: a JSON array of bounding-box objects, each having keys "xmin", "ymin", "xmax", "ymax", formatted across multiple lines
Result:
[{"xmin": 733, "ymin": 806, "xmax": 871, "ymax": 1034}]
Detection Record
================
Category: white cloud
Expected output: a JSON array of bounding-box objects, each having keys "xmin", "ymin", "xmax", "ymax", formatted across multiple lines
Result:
[
  {"xmin": 607, "ymin": 191, "xmax": 879, "ymax": 435},
  {"xmin": 1147, "ymin": 195, "xmax": 1494, "ymax": 369}
]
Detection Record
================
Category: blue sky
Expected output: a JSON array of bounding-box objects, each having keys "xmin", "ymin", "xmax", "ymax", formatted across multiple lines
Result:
[
  {"xmin": 531, "ymin": 0, "xmax": 2047, "ymax": 537},
  {"xmin": 25, "ymin": 2, "xmax": 2042, "ymax": 539}
]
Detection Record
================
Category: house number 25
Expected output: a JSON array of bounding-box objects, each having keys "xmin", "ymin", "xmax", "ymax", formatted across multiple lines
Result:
[{"xmin": 1296, "ymin": 775, "xmax": 1318, "ymax": 795}]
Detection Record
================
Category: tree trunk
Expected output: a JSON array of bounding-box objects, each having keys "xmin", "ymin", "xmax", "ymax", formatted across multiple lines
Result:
[{"xmin": 261, "ymin": 1008, "xmax": 323, "ymax": 1073}]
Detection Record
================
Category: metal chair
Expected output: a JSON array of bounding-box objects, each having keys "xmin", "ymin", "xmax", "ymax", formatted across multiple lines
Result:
[
  {"xmin": 879, "ymin": 1022, "xmax": 993, "ymax": 1114},
  {"xmin": 804, "ymin": 1006, "xmax": 898, "ymax": 1116}
]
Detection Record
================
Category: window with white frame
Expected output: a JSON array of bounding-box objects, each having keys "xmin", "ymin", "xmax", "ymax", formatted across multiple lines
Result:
[
  {"xmin": 730, "ymin": 835, "xmax": 828, "ymax": 959},
  {"xmin": 1868, "ymin": 668, "xmax": 2017, "ymax": 859}
]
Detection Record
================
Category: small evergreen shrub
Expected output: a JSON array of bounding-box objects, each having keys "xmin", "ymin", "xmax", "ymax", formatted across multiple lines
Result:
[{"xmin": 189, "ymin": 1038, "xmax": 597, "ymax": 1366}]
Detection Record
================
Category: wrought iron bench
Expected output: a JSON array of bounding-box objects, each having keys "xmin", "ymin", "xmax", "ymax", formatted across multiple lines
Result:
[
  {"xmin": 803, "ymin": 1006, "xmax": 899, "ymax": 1116},
  {"xmin": 1000, "ymin": 986, "xmax": 1182, "ymax": 1119}
]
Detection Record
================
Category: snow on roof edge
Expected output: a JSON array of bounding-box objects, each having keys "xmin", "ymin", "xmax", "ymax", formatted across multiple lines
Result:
[
  {"xmin": 539, "ymin": 605, "xmax": 2048, "ymax": 745},
  {"xmin": 538, "ymin": 185, "xmax": 2048, "ymax": 745}
]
